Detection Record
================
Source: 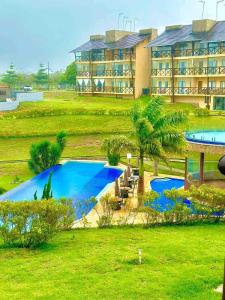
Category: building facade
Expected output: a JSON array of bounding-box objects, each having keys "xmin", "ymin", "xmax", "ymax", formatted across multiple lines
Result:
[
  {"xmin": 71, "ymin": 29, "xmax": 157, "ymax": 99},
  {"xmin": 0, "ymin": 84, "xmax": 10, "ymax": 101},
  {"xmin": 147, "ymin": 19, "xmax": 225, "ymax": 109}
]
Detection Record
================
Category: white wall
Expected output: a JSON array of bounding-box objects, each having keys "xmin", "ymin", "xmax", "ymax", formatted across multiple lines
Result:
[
  {"xmin": 0, "ymin": 101, "xmax": 19, "ymax": 111},
  {"xmin": 16, "ymin": 92, "xmax": 43, "ymax": 102}
]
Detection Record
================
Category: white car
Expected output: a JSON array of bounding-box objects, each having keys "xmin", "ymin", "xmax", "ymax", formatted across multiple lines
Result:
[{"xmin": 23, "ymin": 86, "xmax": 32, "ymax": 92}]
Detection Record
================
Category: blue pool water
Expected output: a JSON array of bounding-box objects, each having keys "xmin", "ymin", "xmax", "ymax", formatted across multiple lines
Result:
[
  {"xmin": 186, "ymin": 130, "xmax": 225, "ymax": 146},
  {"xmin": 149, "ymin": 178, "xmax": 185, "ymax": 212},
  {"xmin": 0, "ymin": 161, "xmax": 123, "ymax": 220}
]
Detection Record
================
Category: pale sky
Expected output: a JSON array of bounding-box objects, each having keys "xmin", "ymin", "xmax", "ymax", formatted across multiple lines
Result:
[{"xmin": 0, "ymin": 0, "xmax": 224, "ymax": 73}]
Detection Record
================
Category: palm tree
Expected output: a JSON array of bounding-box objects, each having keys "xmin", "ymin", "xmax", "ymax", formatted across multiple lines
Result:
[
  {"xmin": 101, "ymin": 135, "xmax": 133, "ymax": 166},
  {"xmin": 131, "ymin": 96, "xmax": 187, "ymax": 195}
]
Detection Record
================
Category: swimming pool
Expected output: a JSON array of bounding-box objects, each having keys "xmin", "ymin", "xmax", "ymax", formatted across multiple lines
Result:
[
  {"xmin": 149, "ymin": 178, "xmax": 185, "ymax": 212},
  {"xmin": 0, "ymin": 161, "xmax": 123, "ymax": 220},
  {"xmin": 186, "ymin": 130, "xmax": 225, "ymax": 146}
]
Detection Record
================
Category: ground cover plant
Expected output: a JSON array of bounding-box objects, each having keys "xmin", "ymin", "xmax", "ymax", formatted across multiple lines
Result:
[{"xmin": 0, "ymin": 225, "xmax": 224, "ymax": 299}]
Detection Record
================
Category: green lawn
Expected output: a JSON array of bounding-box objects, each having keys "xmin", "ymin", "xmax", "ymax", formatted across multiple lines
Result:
[
  {"xmin": 0, "ymin": 91, "xmax": 225, "ymax": 189},
  {"xmin": 0, "ymin": 225, "xmax": 224, "ymax": 300}
]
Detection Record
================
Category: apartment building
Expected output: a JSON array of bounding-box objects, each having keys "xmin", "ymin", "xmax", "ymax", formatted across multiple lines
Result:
[
  {"xmin": 71, "ymin": 28, "xmax": 157, "ymax": 99},
  {"xmin": 147, "ymin": 19, "xmax": 225, "ymax": 110}
]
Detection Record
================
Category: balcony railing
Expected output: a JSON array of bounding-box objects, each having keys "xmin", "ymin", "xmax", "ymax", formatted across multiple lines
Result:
[
  {"xmin": 76, "ymin": 86, "xmax": 134, "ymax": 94},
  {"xmin": 75, "ymin": 53, "xmax": 135, "ymax": 62},
  {"xmin": 151, "ymin": 87, "xmax": 225, "ymax": 96},
  {"xmin": 152, "ymin": 46, "xmax": 225, "ymax": 58},
  {"xmin": 152, "ymin": 66, "xmax": 225, "ymax": 76},
  {"xmin": 77, "ymin": 70, "xmax": 135, "ymax": 77}
]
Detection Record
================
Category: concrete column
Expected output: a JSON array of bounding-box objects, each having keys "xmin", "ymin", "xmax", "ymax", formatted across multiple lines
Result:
[{"xmin": 200, "ymin": 152, "xmax": 205, "ymax": 185}]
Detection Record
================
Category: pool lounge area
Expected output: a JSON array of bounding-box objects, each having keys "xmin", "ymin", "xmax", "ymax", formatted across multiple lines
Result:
[{"xmin": 0, "ymin": 161, "xmax": 123, "ymax": 220}]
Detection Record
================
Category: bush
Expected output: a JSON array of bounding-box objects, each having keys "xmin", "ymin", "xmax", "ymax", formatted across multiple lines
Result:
[
  {"xmin": 0, "ymin": 199, "xmax": 74, "ymax": 248},
  {"xmin": 28, "ymin": 131, "xmax": 67, "ymax": 174},
  {"xmin": 0, "ymin": 187, "xmax": 6, "ymax": 195},
  {"xmin": 194, "ymin": 108, "xmax": 210, "ymax": 117}
]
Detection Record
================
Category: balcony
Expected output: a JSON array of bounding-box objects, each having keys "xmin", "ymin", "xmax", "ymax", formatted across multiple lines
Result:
[
  {"xmin": 152, "ymin": 46, "xmax": 225, "ymax": 59},
  {"xmin": 77, "ymin": 70, "xmax": 135, "ymax": 77},
  {"xmin": 76, "ymin": 86, "xmax": 134, "ymax": 95},
  {"xmin": 152, "ymin": 66, "xmax": 225, "ymax": 76},
  {"xmin": 151, "ymin": 87, "xmax": 225, "ymax": 96},
  {"xmin": 75, "ymin": 53, "xmax": 135, "ymax": 62}
]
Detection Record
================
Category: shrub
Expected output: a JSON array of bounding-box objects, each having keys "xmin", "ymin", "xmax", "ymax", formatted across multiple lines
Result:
[
  {"xmin": 194, "ymin": 108, "xmax": 210, "ymax": 117},
  {"xmin": 0, "ymin": 199, "xmax": 74, "ymax": 248},
  {"xmin": 101, "ymin": 135, "xmax": 133, "ymax": 166},
  {"xmin": 92, "ymin": 194, "xmax": 118, "ymax": 228},
  {"xmin": 0, "ymin": 187, "xmax": 6, "ymax": 195},
  {"xmin": 28, "ymin": 131, "xmax": 67, "ymax": 174}
]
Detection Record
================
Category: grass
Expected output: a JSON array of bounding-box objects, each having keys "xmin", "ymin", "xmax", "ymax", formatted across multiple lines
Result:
[
  {"xmin": 0, "ymin": 224, "xmax": 224, "ymax": 300},
  {"xmin": 0, "ymin": 91, "xmax": 225, "ymax": 189}
]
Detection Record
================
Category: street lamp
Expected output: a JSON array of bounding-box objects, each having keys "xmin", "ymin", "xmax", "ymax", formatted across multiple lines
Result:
[
  {"xmin": 117, "ymin": 13, "xmax": 124, "ymax": 30},
  {"xmin": 216, "ymin": 0, "xmax": 224, "ymax": 20},
  {"xmin": 199, "ymin": 0, "xmax": 205, "ymax": 19}
]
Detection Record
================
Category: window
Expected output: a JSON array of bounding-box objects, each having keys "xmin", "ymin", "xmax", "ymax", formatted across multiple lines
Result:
[
  {"xmin": 159, "ymin": 63, "xmax": 163, "ymax": 70},
  {"xmin": 165, "ymin": 62, "xmax": 170, "ymax": 70},
  {"xmin": 179, "ymin": 61, "xmax": 187, "ymax": 75},
  {"xmin": 92, "ymin": 49, "xmax": 104, "ymax": 61},
  {"xmin": 208, "ymin": 42, "xmax": 219, "ymax": 54},
  {"xmin": 208, "ymin": 59, "xmax": 217, "ymax": 74},
  {"xmin": 209, "ymin": 81, "xmax": 216, "ymax": 89},
  {"xmin": 96, "ymin": 64, "xmax": 105, "ymax": 76},
  {"xmin": 118, "ymin": 49, "xmax": 123, "ymax": 60},
  {"xmin": 220, "ymin": 81, "xmax": 225, "ymax": 89},
  {"xmin": 164, "ymin": 81, "xmax": 169, "ymax": 88},
  {"xmin": 178, "ymin": 80, "xmax": 186, "ymax": 94}
]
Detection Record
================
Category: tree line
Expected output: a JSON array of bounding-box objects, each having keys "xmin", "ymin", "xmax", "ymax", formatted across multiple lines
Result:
[{"xmin": 0, "ymin": 62, "xmax": 76, "ymax": 90}]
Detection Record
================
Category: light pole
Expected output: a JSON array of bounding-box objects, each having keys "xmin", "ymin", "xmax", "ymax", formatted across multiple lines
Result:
[
  {"xmin": 123, "ymin": 16, "xmax": 128, "ymax": 30},
  {"xmin": 216, "ymin": 0, "xmax": 224, "ymax": 20},
  {"xmin": 199, "ymin": 0, "xmax": 206, "ymax": 19},
  {"xmin": 117, "ymin": 13, "xmax": 124, "ymax": 30}
]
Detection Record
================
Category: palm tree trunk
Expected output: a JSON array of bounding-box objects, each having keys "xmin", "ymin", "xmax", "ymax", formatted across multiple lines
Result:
[
  {"xmin": 153, "ymin": 160, "xmax": 158, "ymax": 176},
  {"xmin": 138, "ymin": 153, "xmax": 144, "ymax": 195}
]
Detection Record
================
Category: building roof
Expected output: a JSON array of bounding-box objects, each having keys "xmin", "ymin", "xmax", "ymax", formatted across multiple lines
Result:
[
  {"xmin": 70, "ymin": 33, "xmax": 149, "ymax": 53},
  {"xmin": 147, "ymin": 21, "xmax": 225, "ymax": 47},
  {"xmin": 0, "ymin": 84, "xmax": 9, "ymax": 89}
]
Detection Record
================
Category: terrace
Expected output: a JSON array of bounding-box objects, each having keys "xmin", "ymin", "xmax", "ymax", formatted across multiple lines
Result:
[
  {"xmin": 151, "ymin": 87, "xmax": 225, "ymax": 96},
  {"xmin": 152, "ymin": 45, "xmax": 225, "ymax": 58},
  {"xmin": 77, "ymin": 69, "xmax": 135, "ymax": 77},
  {"xmin": 152, "ymin": 66, "xmax": 225, "ymax": 76},
  {"xmin": 76, "ymin": 86, "xmax": 134, "ymax": 94}
]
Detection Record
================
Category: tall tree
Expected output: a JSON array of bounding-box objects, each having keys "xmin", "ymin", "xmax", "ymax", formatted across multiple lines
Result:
[
  {"xmin": 2, "ymin": 63, "xmax": 18, "ymax": 88},
  {"xmin": 64, "ymin": 62, "xmax": 76, "ymax": 86},
  {"xmin": 131, "ymin": 97, "xmax": 187, "ymax": 195},
  {"xmin": 34, "ymin": 64, "xmax": 48, "ymax": 87}
]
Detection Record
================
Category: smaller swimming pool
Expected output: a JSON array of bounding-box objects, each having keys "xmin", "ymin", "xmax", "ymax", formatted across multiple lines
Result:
[
  {"xmin": 186, "ymin": 130, "xmax": 225, "ymax": 146},
  {"xmin": 149, "ymin": 178, "xmax": 185, "ymax": 212}
]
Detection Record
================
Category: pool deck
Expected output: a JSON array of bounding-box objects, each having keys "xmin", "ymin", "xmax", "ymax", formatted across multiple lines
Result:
[{"xmin": 73, "ymin": 168, "xmax": 184, "ymax": 228}]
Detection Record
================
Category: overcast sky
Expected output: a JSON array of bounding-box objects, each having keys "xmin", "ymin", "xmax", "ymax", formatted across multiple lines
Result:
[{"xmin": 0, "ymin": 0, "xmax": 224, "ymax": 73}]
